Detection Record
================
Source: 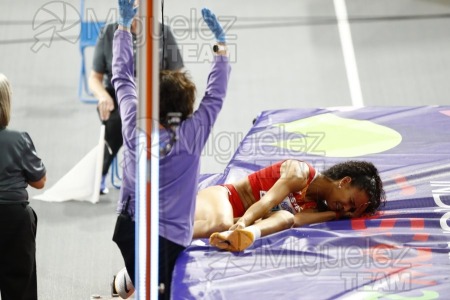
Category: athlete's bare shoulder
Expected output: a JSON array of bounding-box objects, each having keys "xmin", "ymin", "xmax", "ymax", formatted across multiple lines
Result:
[{"xmin": 280, "ymin": 160, "xmax": 310, "ymax": 185}]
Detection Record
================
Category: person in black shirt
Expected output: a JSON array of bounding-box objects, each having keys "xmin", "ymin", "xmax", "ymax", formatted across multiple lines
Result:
[{"xmin": 0, "ymin": 73, "xmax": 46, "ymax": 300}]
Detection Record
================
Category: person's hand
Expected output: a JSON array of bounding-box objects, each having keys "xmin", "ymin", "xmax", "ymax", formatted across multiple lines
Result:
[
  {"xmin": 118, "ymin": 0, "xmax": 137, "ymax": 28},
  {"xmin": 201, "ymin": 8, "xmax": 225, "ymax": 43},
  {"xmin": 337, "ymin": 202, "xmax": 369, "ymax": 219},
  {"xmin": 349, "ymin": 202, "xmax": 369, "ymax": 218},
  {"xmin": 229, "ymin": 219, "xmax": 246, "ymax": 231},
  {"xmin": 98, "ymin": 96, "xmax": 115, "ymax": 121}
]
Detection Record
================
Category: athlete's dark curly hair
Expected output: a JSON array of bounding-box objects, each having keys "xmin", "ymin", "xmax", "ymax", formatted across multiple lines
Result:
[
  {"xmin": 322, "ymin": 161, "xmax": 386, "ymax": 215},
  {"xmin": 159, "ymin": 70, "xmax": 196, "ymax": 127}
]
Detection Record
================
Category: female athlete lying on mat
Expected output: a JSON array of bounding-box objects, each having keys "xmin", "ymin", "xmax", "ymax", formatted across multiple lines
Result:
[{"xmin": 193, "ymin": 159, "xmax": 385, "ymax": 252}]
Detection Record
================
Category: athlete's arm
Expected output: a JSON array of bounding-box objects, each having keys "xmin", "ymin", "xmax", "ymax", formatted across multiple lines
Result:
[
  {"xmin": 293, "ymin": 200, "xmax": 369, "ymax": 226},
  {"xmin": 293, "ymin": 210, "xmax": 337, "ymax": 227},
  {"xmin": 233, "ymin": 160, "xmax": 310, "ymax": 228}
]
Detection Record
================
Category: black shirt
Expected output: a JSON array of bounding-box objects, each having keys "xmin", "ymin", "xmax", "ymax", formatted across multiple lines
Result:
[
  {"xmin": 92, "ymin": 23, "xmax": 184, "ymax": 91},
  {"xmin": 0, "ymin": 129, "xmax": 46, "ymax": 201}
]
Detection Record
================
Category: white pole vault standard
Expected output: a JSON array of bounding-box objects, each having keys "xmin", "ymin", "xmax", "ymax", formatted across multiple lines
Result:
[
  {"xmin": 333, "ymin": 0, "xmax": 364, "ymax": 107},
  {"xmin": 149, "ymin": 2, "xmax": 161, "ymax": 297},
  {"xmin": 137, "ymin": 0, "xmax": 159, "ymax": 298},
  {"xmin": 135, "ymin": 0, "xmax": 148, "ymax": 293}
]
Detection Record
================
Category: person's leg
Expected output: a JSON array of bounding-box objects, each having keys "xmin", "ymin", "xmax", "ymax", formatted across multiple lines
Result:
[
  {"xmin": 99, "ymin": 94, "xmax": 123, "ymax": 194},
  {"xmin": 102, "ymin": 108, "xmax": 123, "ymax": 174},
  {"xmin": 22, "ymin": 206, "xmax": 38, "ymax": 299},
  {"xmin": 0, "ymin": 204, "xmax": 38, "ymax": 300},
  {"xmin": 158, "ymin": 236, "xmax": 185, "ymax": 300},
  {"xmin": 193, "ymin": 186, "xmax": 234, "ymax": 239},
  {"xmin": 210, "ymin": 210, "xmax": 294, "ymax": 252},
  {"xmin": 99, "ymin": 91, "xmax": 123, "ymax": 179},
  {"xmin": 112, "ymin": 214, "xmax": 135, "ymax": 283}
]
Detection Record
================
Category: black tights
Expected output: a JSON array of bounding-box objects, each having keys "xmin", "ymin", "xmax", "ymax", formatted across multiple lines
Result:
[
  {"xmin": 99, "ymin": 89, "xmax": 123, "ymax": 176},
  {"xmin": 159, "ymin": 236, "xmax": 185, "ymax": 300}
]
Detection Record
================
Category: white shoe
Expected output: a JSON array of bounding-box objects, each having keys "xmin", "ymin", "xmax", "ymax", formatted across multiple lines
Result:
[
  {"xmin": 100, "ymin": 175, "xmax": 109, "ymax": 195},
  {"xmin": 100, "ymin": 187, "xmax": 109, "ymax": 195},
  {"xmin": 114, "ymin": 267, "xmax": 135, "ymax": 299}
]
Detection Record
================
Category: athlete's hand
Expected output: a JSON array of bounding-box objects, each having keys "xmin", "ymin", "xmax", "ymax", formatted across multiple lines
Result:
[
  {"xmin": 349, "ymin": 202, "xmax": 369, "ymax": 218},
  {"xmin": 229, "ymin": 219, "xmax": 246, "ymax": 231},
  {"xmin": 201, "ymin": 8, "xmax": 226, "ymax": 43},
  {"xmin": 337, "ymin": 202, "xmax": 369, "ymax": 219}
]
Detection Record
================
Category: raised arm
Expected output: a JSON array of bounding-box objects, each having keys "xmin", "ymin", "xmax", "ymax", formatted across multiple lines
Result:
[
  {"xmin": 111, "ymin": 0, "xmax": 137, "ymax": 149},
  {"xmin": 178, "ymin": 8, "xmax": 231, "ymax": 151},
  {"xmin": 110, "ymin": 0, "xmax": 138, "ymax": 217}
]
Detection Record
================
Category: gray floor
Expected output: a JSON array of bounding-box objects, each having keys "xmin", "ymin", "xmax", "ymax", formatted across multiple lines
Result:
[{"xmin": 1, "ymin": 0, "xmax": 450, "ymax": 299}]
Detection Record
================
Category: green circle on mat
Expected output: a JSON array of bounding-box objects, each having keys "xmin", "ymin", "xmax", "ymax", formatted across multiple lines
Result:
[{"xmin": 273, "ymin": 113, "xmax": 402, "ymax": 157}]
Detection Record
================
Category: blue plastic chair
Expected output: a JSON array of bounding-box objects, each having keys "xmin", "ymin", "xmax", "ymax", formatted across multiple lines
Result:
[{"xmin": 78, "ymin": 0, "xmax": 105, "ymax": 103}]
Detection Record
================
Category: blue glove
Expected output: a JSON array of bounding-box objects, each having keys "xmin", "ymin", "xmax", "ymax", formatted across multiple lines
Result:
[
  {"xmin": 201, "ymin": 8, "xmax": 225, "ymax": 43},
  {"xmin": 118, "ymin": 0, "xmax": 137, "ymax": 28}
]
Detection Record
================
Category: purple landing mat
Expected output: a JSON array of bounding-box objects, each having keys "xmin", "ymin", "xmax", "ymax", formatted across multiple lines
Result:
[{"xmin": 172, "ymin": 106, "xmax": 450, "ymax": 299}]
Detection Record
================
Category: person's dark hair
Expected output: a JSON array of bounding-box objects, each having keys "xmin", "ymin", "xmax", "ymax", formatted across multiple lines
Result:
[
  {"xmin": 323, "ymin": 161, "xmax": 386, "ymax": 215},
  {"xmin": 159, "ymin": 70, "xmax": 196, "ymax": 127}
]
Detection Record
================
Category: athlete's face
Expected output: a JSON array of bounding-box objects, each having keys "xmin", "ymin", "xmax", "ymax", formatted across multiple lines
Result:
[{"xmin": 328, "ymin": 177, "xmax": 370, "ymax": 217}]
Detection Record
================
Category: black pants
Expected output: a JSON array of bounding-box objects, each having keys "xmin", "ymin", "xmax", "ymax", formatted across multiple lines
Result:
[
  {"xmin": 0, "ymin": 203, "xmax": 38, "ymax": 300},
  {"xmin": 99, "ymin": 88, "xmax": 123, "ymax": 176},
  {"xmin": 112, "ymin": 213, "xmax": 135, "ymax": 284},
  {"xmin": 112, "ymin": 217, "xmax": 185, "ymax": 300},
  {"xmin": 159, "ymin": 236, "xmax": 185, "ymax": 300}
]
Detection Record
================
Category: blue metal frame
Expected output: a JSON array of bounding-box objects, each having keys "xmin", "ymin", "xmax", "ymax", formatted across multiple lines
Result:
[
  {"xmin": 78, "ymin": 0, "xmax": 105, "ymax": 103},
  {"xmin": 110, "ymin": 156, "xmax": 122, "ymax": 189}
]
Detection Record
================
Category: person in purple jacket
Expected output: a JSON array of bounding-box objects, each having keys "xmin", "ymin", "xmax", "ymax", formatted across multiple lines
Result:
[{"xmin": 112, "ymin": 0, "xmax": 231, "ymax": 298}]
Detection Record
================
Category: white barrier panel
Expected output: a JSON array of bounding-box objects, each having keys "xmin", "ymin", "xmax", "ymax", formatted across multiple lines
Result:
[{"xmin": 34, "ymin": 125, "xmax": 105, "ymax": 204}]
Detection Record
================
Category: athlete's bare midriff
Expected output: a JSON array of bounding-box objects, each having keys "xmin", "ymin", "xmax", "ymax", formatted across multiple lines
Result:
[{"xmin": 233, "ymin": 177, "xmax": 256, "ymax": 211}]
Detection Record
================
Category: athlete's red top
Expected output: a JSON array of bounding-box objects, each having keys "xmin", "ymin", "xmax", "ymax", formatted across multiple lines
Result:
[
  {"xmin": 247, "ymin": 160, "xmax": 318, "ymax": 214},
  {"xmin": 224, "ymin": 160, "xmax": 318, "ymax": 217}
]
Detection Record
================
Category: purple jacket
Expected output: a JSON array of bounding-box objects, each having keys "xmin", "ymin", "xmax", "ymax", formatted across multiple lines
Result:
[
  {"xmin": 112, "ymin": 29, "xmax": 231, "ymax": 247},
  {"xmin": 112, "ymin": 30, "xmax": 137, "ymax": 218}
]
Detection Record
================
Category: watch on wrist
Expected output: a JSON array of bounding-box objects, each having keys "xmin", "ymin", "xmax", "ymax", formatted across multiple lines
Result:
[{"xmin": 213, "ymin": 44, "xmax": 227, "ymax": 53}]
